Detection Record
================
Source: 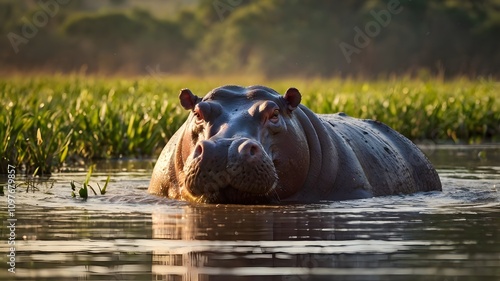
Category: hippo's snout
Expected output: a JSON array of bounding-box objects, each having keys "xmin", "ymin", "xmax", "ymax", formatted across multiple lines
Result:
[
  {"xmin": 192, "ymin": 138, "xmax": 263, "ymax": 161},
  {"xmin": 229, "ymin": 139, "xmax": 264, "ymax": 163},
  {"xmin": 183, "ymin": 138, "xmax": 278, "ymax": 202}
]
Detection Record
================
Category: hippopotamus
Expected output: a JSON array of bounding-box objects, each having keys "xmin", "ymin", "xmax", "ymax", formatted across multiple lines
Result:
[{"xmin": 148, "ymin": 85, "xmax": 441, "ymax": 204}]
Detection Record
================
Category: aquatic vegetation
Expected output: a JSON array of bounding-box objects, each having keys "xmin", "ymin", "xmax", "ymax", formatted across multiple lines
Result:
[
  {"xmin": 1, "ymin": 75, "xmax": 498, "ymax": 174},
  {"xmin": 19, "ymin": 167, "xmax": 55, "ymax": 193},
  {"xmin": 71, "ymin": 165, "xmax": 110, "ymax": 200}
]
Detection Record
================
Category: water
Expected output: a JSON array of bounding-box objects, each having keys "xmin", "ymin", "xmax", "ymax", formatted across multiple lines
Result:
[{"xmin": 1, "ymin": 145, "xmax": 499, "ymax": 281}]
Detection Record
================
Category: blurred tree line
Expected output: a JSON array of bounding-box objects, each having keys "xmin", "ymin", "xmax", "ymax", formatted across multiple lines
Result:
[{"xmin": 1, "ymin": 0, "xmax": 499, "ymax": 78}]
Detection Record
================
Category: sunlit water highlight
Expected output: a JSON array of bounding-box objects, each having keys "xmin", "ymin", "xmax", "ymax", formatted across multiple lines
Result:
[{"xmin": 1, "ymin": 145, "xmax": 499, "ymax": 281}]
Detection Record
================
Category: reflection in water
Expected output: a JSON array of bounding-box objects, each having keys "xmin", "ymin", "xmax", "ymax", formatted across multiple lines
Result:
[
  {"xmin": 149, "ymin": 203, "xmax": 500, "ymax": 281},
  {"xmin": 0, "ymin": 145, "xmax": 499, "ymax": 280}
]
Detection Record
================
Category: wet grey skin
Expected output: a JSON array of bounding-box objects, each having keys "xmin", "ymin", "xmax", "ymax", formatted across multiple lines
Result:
[{"xmin": 148, "ymin": 85, "xmax": 442, "ymax": 204}]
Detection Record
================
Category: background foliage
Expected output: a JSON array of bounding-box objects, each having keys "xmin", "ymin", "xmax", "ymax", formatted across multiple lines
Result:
[{"xmin": 1, "ymin": 0, "xmax": 499, "ymax": 77}]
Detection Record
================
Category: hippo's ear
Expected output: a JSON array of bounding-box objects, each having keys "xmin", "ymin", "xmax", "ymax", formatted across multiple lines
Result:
[
  {"xmin": 179, "ymin": 89, "xmax": 200, "ymax": 110},
  {"xmin": 283, "ymin": 88, "xmax": 302, "ymax": 111}
]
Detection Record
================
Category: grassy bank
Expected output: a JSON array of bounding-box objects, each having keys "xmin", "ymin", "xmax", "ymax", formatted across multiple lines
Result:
[{"xmin": 1, "ymin": 76, "xmax": 498, "ymax": 174}]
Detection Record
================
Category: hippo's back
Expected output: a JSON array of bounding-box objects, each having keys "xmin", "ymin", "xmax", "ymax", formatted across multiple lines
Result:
[{"xmin": 319, "ymin": 113, "xmax": 441, "ymax": 196}]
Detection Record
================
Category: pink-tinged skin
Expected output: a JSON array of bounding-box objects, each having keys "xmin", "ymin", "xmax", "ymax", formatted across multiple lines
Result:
[{"xmin": 148, "ymin": 85, "xmax": 441, "ymax": 204}]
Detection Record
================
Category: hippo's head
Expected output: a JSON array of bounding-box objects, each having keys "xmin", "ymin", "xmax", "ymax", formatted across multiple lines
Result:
[{"xmin": 172, "ymin": 85, "xmax": 310, "ymax": 204}]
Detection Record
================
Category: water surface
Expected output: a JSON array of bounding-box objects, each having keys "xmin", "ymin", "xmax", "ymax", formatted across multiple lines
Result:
[{"xmin": 1, "ymin": 145, "xmax": 499, "ymax": 281}]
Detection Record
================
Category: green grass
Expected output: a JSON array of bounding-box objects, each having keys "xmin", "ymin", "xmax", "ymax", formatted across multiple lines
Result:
[{"xmin": 1, "ymin": 75, "xmax": 499, "ymax": 174}]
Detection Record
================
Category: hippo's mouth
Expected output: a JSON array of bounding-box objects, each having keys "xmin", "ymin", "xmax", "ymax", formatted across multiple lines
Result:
[
  {"xmin": 209, "ymin": 183, "xmax": 279, "ymax": 204},
  {"xmin": 181, "ymin": 182, "xmax": 279, "ymax": 204},
  {"xmin": 181, "ymin": 156, "xmax": 280, "ymax": 203}
]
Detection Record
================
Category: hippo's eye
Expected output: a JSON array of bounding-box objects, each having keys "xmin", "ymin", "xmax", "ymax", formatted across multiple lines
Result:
[{"xmin": 270, "ymin": 109, "xmax": 280, "ymax": 123}]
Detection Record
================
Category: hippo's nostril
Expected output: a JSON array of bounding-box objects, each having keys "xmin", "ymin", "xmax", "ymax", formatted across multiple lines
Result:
[
  {"xmin": 249, "ymin": 144, "xmax": 258, "ymax": 156},
  {"xmin": 238, "ymin": 140, "xmax": 262, "ymax": 159},
  {"xmin": 193, "ymin": 144, "xmax": 203, "ymax": 158}
]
